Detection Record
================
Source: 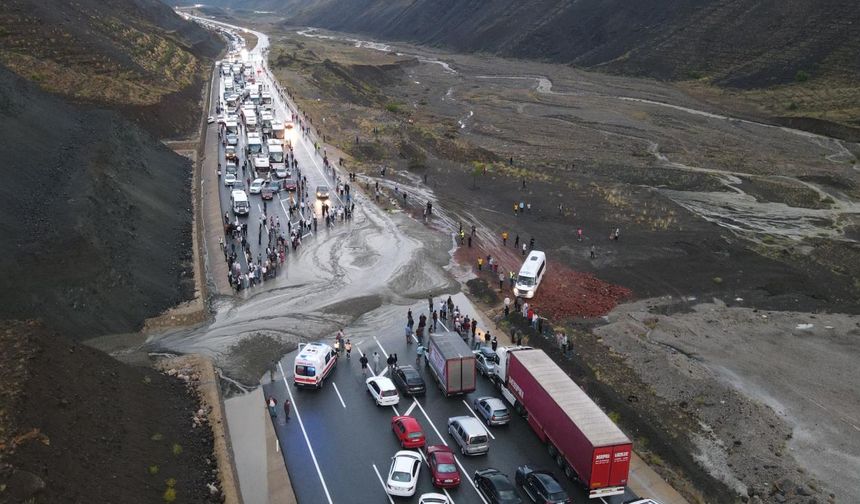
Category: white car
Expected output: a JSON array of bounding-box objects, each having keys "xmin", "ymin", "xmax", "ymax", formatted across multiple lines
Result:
[
  {"xmin": 223, "ymin": 173, "xmax": 237, "ymax": 186},
  {"xmin": 419, "ymin": 494, "xmax": 451, "ymax": 504},
  {"xmin": 207, "ymin": 115, "xmax": 215, "ymax": 124},
  {"xmin": 249, "ymin": 178, "xmax": 264, "ymax": 195},
  {"xmin": 274, "ymin": 165, "xmax": 288, "ymax": 179},
  {"xmin": 366, "ymin": 376, "xmax": 399, "ymax": 406},
  {"xmin": 386, "ymin": 450, "xmax": 421, "ymax": 497}
]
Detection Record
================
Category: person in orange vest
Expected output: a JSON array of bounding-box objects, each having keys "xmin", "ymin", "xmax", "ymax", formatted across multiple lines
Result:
[
  {"xmin": 501, "ymin": 231, "xmax": 508, "ymax": 246},
  {"xmin": 477, "ymin": 257, "xmax": 483, "ymax": 271}
]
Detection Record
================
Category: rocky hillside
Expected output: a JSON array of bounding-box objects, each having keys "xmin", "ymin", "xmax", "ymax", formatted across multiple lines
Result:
[
  {"xmin": 287, "ymin": 0, "xmax": 859, "ymax": 87},
  {"xmin": 0, "ymin": 66, "xmax": 196, "ymax": 339},
  {"xmin": 0, "ymin": 0, "xmax": 220, "ymax": 137}
]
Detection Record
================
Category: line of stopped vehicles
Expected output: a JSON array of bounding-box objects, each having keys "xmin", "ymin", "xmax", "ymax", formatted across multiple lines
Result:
[{"xmin": 292, "ymin": 330, "xmax": 661, "ymax": 504}]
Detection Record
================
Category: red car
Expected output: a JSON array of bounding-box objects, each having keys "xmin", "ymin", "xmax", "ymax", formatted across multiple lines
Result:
[
  {"xmin": 425, "ymin": 445, "xmax": 461, "ymax": 488},
  {"xmin": 391, "ymin": 416, "xmax": 425, "ymax": 449}
]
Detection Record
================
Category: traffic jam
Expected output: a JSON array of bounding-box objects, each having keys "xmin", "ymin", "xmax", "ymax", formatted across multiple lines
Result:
[
  {"xmin": 266, "ymin": 294, "xmax": 647, "ymax": 504},
  {"xmin": 212, "ymin": 36, "xmax": 335, "ymax": 288}
]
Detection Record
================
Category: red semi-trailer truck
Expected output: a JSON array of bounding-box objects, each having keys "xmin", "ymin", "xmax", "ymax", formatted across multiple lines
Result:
[
  {"xmin": 427, "ymin": 331, "xmax": 477, "ymax": 397},
  {"xmin": 494, "ymin": 347, "xmax": 632, "ymax": 499}
]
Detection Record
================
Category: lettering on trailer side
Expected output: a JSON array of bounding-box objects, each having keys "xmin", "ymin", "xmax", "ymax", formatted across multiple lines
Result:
[{"xmin": 509, "ymin": 377, "xmax": 524, "ymax": 400}]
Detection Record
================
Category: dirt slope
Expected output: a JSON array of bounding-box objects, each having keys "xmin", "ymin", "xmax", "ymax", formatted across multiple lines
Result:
[
  {"xmin": 0, "ymin": 321, "xmax": 218, "ymax": 503},
  {"xmin": 0, "ymin": 66, "xmax": 195, "ymax": 339}
]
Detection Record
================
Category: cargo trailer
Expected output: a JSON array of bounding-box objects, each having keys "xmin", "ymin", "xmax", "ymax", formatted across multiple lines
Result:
[
  {"xmin": 494, "ymin": 347, "xmax": 632, "ymax": 498},
  {"xmin": 427, "ymin": 331, "xmax": 476, "ymax": 397}
]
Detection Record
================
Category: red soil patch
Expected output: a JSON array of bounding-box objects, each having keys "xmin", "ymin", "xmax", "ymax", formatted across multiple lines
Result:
[{"xmin": 454, "ymin": 240, "xmax": 632, "ymax": 319}]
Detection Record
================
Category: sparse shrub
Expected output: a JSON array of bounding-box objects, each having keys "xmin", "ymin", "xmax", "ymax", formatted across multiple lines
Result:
[
  {"xmin": 148, "ymin": 465, "xmax": 159, "ymax": 475},
  {"xmin": 795, "ymin": 70, "xmax": 810, "ymax": 83},
  {"xmin": 163, "ymin": 487, "xmax": 176, "ymax": 502},
  {"xmin": 607, "ymin": 411, "xmax": 621, "ymax": 424},
  {"xmin": 150, "ymin": 433, "xmax": 163, "ymax": 441},
  {"xmin": 712, "ymin": 276, "xmax": 723, "ymax": 284},
  {"xmin": 172, "ymin": 443, "xmax": 183, "ymax": 456},
  {"xmin": 385, "ymin": 102, "xmax": 403, "ymax": 113},
  {"xmin": 788, "ymin": 102, "xmax": 799, "ymax": 111}
]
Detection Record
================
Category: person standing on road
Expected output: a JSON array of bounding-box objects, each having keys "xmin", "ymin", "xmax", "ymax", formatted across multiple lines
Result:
[
  {"xmin": 373, "ymin": 351, "xmax": 380, "ymax": 373},
  {"xmin": 283, "ymin": 399, "xmax": 291, "ymax": 422},
  {"xmin": 498, "ymin": 272, "xmax": 504, "ymax": 291},
  {"xmin": 405, "ymin": 324, "xmax": 413, "ymax": 344},
  {"xmin": 471, "ymin": 319, "xmax": 478, "ymax": 339},
  {"xmin": 590, "ymin": 245, "xmax": 596, "ymax": 259},
  {"xmin": 503, "ymin": 296, "xmax": 511, "ymax": 318},
  {"xmin": 491, "ymin": 334, "xmax": 498, "ymax": 351},
  {"xmin": 386, "ymin": 354, "xmax": 395, "ymax": 371},
  {"xmin": 360, "ymin": 353, "xmax": 369, "ymax": 375},
  {"xmin": 428, "ymin": 294, "xmax": 433, "ymax": 313},
  {"xmin": 502, "ymin": 231, "xmax": 508, "ymax": 246},
  {"xmin": 431, "ymin": 310, "xmax": 438, "ymax": 332},
  {"xmin": 416, "ymin": 345, "xmax": 426, "ymax": 366},
  {"xmin": 345, "ymin": 339, "xmax": 352, "ymax": 360},
  {"xmin": 521, "ymin": 242, "xmax": 527, "ymax": 256},
  {"xmin": 267, "ymin": 396, "xmax": 278, "ymax": 418}
]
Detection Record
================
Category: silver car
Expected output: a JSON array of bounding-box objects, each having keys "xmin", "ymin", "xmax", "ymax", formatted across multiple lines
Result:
[
  {"xmin": 472, "ymin": 397, "xmax": 511, "ymax": 426},
  {"xmin": 473, "ymin": 351, "xmax": 496, "ymax": 377}
]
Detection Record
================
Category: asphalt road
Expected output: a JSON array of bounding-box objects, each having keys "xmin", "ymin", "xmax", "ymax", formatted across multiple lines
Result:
[
  {"xmin": 263, "ymin": 298, "xmax": 639, "ymax": 504},
  {"xmin": 208, "ymin": 38, "xmax": 347, "ymax": 286}
]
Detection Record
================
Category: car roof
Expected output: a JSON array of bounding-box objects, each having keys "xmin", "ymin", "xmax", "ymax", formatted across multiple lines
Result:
[
  {"xmin": 478, "ymin": 397, "xmax": 506, "ymax": 408},
  {"xmin": 252, "ymin": 178, "xmax": 264, "ymax": 183},
  {"xmin": 486, "ymin": 472, "xmax": 513, "ymax": 488},
  {"xmin": 450, "ymin": 416, "xmax": 482, "ymax": 428},
  {"xmin": 533, "ymin": 472, "xmax": 562, "ymax": 491},
  {"xmin": 369, "ymin": 376, "xmax": 396, "ymax": 389},
  {"xmin": 394, "ymin": 416, "xmax": 421, "ymax": 430},
  {"xmin": 399, "ymin": 366, "xmax": 420, "ymax": 377}
]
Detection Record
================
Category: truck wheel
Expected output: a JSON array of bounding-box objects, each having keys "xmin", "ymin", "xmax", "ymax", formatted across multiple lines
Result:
[
  {"xmin": 564, "ymin": 464, "xmax": 575, "ymax": 480},
  {"xmin": 556, "ymin": 453, "xmax": 565, "ymax": 468},
  {"xmin": 547, "ymin": 443, "xmax": 557, "ymax": 457}
]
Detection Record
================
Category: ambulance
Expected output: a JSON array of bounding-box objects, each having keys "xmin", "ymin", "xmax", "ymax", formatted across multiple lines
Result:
[{"xmin": 293, "ymin": 342, "xmax": 337, "ymax": 388}]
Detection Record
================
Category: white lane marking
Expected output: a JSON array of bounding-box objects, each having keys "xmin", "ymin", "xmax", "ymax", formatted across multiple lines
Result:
[
  {"xmin": 461, "ymin": 400, "xmax": 495, "ymax": 440},
  {"xmin": 600, "ymin": 498, "xmax": 609, "ymax": 504},
  {"xmin": 277, "ymin": 361, "xmax": 334, "ymax": 504},
  {"xmin": 332, "ymin": 382, "xmax": 347, "ymax": 409},
  {"xmin": 374, "ymin": 336, "xmax": 389, "ymax": 358},
  {"xmin": 412, "ymin": 398, "xmax": 448, "ymax": 447},
  {"xmin": 404, "ymin": 400, "xmax": 417, "ymax": 417},
  {"xmin": 455, "ymin": 455, "xmax": 490, "ymax": 504},
  {"xmin": 379, "ymin": 367, "xmax": 389, "ymax": 377},
  {"xmin": 372, "ymin": 463, "xmax": 396, "ymax": 504}
]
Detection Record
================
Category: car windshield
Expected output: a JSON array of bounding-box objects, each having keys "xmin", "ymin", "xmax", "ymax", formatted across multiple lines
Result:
[
  {"xmin": 518, "ymin": 275, "xmax": 535, "ymax": 286},
  {"xmin": 437, "ymin": 463, "xmax": 456, "ymax": 473},
  {"xmin": 391, "ymin": 471, "xmax": 411, "ymax": 482}
]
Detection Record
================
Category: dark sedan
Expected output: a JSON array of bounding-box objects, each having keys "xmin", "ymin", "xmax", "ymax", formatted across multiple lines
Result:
[
  {"xmin": 261, "ymin": 180, "xmax": 280, "ymax": 200},
  {"xmin": 474, "ymin": 468, "xmax": 522, "ymax": 504},
  {"xmin": 392, "ymin": 365, "xmax": 426, "ymax": 396},
  {"xmin": 515, "ymin": 465, "xmax": 570, "ymax": 503}
]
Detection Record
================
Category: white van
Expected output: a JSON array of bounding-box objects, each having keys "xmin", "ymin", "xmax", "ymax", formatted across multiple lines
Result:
[
  {"xmin": 513, "ymin": 250, "xmax": 546, "ymax": 299},
  {"xmin": 293, "ymin": 342, "xmax": 338, "ymax": 388},
  {"xmin": 230, "ymin": 190, "xmax": 249, "ymax": 216}
]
